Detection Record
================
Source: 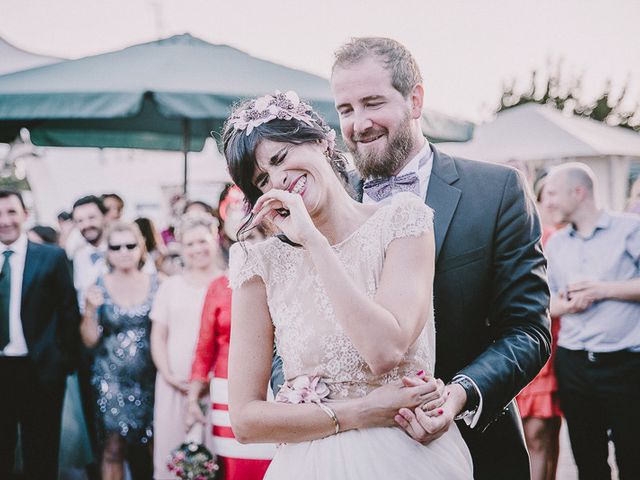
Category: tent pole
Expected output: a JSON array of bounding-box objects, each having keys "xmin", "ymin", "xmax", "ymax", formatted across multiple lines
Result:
[{"xmin": 182, "ymin": 118, "xmax": 191, "ymax": 195}]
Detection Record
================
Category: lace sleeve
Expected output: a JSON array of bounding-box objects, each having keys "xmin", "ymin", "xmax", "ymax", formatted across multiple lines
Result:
[
  {"xmin": 383, "ymin": 192, "xmax": 434, "ymax": 249},
  {"xmin": 228, "ymin": 242, "xmax": 266, "ymax": 290}
]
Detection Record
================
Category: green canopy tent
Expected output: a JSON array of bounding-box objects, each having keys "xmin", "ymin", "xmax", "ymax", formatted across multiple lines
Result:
[{"xmin": 0, "ymin": 34, "xmax": 473, "ymax": 193}]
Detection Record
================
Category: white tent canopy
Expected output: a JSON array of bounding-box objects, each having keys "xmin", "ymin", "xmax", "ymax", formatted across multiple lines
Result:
[
  {"xmin": 440, "ymin": 103, "xmax": 640, "ymax": 162},
  {"xmin": 439, "ymin": 104, "xmax": 640, "ymax": 211},
  {"xmin": 0, "ymin": 37, "xmax": 61, "ymax": 75},
  {"xmin": 24, "ymin": 138, "xmax": 231, "ymax": 227}
]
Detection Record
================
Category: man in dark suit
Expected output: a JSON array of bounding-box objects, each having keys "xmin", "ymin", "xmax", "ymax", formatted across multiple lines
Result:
[
  {"xmin": 0, "ymin": 189, "xmax": 81, "ymax": 479},
  {"xmin": 328, "ymin": 38, "xmax": 551, "ymax": 479}
]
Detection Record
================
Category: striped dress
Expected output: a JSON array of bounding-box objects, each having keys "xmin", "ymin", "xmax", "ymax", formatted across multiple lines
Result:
[{"xmin": 191, "ymin": 275, "xmax": 274, "ymax": 479}]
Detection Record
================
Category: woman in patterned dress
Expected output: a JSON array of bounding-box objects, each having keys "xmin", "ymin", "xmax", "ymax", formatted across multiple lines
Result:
[{"xmin": 80, "ymin": 222, "xmax": 157, "ymax": 480}]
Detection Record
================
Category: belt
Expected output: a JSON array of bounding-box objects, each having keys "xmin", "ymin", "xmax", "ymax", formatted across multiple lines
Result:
[
  {"xmin": 0, "ymin": 354, "xmax": 29, "ymax": 362},
  {"xmin": 561, "ymin": 347, "xmax": 640, "ymax": 364}
]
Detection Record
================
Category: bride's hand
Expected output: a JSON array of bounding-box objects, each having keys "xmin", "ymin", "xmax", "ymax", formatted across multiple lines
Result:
[
  {"xmin": 402, "ymin": 376, "xmax": 446, "ymax": 415},
  {"xmin": 394, "ymin": 382, "xmax": 465, "ymax": 445},
  {"xmin": 357, "ymin": 375, "xmax": 444, "ymax": 428},
  {"xmin": 250, "ymin": 190, "xmax": 321, "ymax": 246}
]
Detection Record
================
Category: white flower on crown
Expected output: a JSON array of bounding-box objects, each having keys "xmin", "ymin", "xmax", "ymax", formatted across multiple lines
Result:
[
  {"xmin": 284, "ymin": 90, "xmax": 300, "ymax": 106},
  {"xmin": 253, "ymin": 95, "xmax": 271, "ymax": 113}
]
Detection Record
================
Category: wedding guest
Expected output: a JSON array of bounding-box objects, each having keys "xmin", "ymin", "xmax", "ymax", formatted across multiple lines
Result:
[
  {"xmin": 150, "ymin": 213, "xmax": 221, "ymax": 479},
  {"xmin": 545, "ymin": 162, "xmax": 640, "ymax": 480},
  {"xmin": 183, "ymin": 199, "xmax": 215, "ymax": 217},
  {"xmin": 516, "ymin": 174, "xmax": 562, "ymax": 480},
  {"xmin": 71, "ymin": 195, "xmax": 109, "ymax": 307},
  {"xmin": 158, "ymin": 244, "xmax": 183, "ymax": 277},
  {"xmin": 160, "ymin": 194, "xmax": 186, "ymax": 247},
  {"xmin": 133, "ymin": 216, "xmax": 165, "ymax": 274},
  {"xmin": 0, "ymin": 189, "xmax": 80, "ymax": 479},
  {"xmin": 58, "ymin": 210, "xmax": 82, "ymax": 253},
  {"xmin": 25, "ymin": 220, "xmax": 92, "ymax": 478},
  {"xmin": 101, "ymin": 193, "xmax": 125, "ymax": 224},
  {"xmin": 71, "ymin": 194, "xmax": 110, "ymax": 477},
  {"xmin": 80, "ymin": 221, "xmax": 158, "ymax": 480},
  {"xmin": 58, "ymin": 209, "xmax": 72, "ymax": 240},
  {"xmin": 187, "ymin": 191, "xmax": 272, "ymax": 480},
  {"xmin": 28, "ymin": 224, "xmax": 59, "ymax": 245},
  {"xmin": 215, "ymin": 184, "xmax": 247, "ymax": 263},
  {"xmin": 134, "ymin": 217, "xmax": 168, "ymax": 270}
]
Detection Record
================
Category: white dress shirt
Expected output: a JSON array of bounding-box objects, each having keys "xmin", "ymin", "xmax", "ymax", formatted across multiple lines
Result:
[
  {"xmin": 362, "ymin": 140, "xmax": 484, "ymax": 428},
  {"xmin": 72, "ymin": 241, "xmax": 108, "ymax": 313},
  {"xmin": 0, "ymin": 234, "xmax": 29, "ymax": 356}
]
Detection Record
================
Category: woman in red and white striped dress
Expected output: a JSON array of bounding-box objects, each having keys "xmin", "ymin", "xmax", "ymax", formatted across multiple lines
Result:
[
  {"xmin": 186, "ymin": 186, "xmax": 273, "ymax": 480},
  {"xmin": 188, "ymin": 274, "xmax": 274, "ymax": 479}
]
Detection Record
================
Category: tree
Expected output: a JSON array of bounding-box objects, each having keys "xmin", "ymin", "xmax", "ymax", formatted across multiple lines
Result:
[{"xmin": 497, "ymin": 63, "xmax": 640, "ymax": 132}]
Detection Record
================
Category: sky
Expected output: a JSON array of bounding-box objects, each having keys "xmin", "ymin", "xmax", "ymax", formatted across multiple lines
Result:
[{"xmin": 1, "ymin": 0, "xmax": 639, "ymax": 122}]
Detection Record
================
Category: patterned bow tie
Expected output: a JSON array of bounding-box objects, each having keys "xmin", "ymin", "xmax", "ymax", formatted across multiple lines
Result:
[{"xmin": 363, "ymin": 172, "xmax": 420, "ymax": 202}]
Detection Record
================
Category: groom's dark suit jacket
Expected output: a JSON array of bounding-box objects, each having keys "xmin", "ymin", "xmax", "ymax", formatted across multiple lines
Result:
[{"xmin": 353, "ymin": 145, "xmax": 551, "ymax": 479}]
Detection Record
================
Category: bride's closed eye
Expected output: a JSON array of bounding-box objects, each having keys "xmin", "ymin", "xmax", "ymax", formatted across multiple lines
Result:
[
  {"xmin": 254, "ymin": 148, "xmax": 289, "ymax": 189},
  {"xmin": 255, "ymin": 172, "xmax": 269, "ymax": 189},
  {"xmin": 270, "ymin": 149, "xmax": 287, "ymax": 171}
]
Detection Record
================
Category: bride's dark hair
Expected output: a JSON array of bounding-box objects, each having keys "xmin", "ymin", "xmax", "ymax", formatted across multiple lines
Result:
[
  {"xmin": 222, "ymin": 100, "xmax": 349, "ymax": 210},
  {"xmin": 221, "ymin": 97, "xmax": 351, "ymax": 247}
]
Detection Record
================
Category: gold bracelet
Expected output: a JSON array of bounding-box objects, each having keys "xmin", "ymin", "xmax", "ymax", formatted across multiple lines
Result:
[{"xmin": 316, "ymin": 402, "xmax": 340, "ymax": 435}]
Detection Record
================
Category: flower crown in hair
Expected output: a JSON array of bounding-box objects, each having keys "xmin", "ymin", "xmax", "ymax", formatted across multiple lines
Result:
[{"xmin": 229, "ymin": 90, "xmax": 336, "ymax": 153}]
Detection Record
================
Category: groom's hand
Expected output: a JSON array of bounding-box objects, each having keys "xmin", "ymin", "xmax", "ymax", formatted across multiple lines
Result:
[
  {"xmin": 355, "ymin": 375, "xmax": 443, "ymax": 428},
  {"xmin": 394, "ymin": 381, "xmax": 466, "ymax": 445}
]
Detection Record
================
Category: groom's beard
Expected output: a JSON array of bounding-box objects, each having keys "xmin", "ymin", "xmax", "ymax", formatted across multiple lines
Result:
[{"xmin": 348, "ymin": 113, "xmax": 414, "ymax": 179}]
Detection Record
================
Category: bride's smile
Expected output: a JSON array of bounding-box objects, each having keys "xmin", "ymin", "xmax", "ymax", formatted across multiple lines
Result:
[{"xmin": 253, "ymin": 139, "xmax": 340, "ymax": 217}]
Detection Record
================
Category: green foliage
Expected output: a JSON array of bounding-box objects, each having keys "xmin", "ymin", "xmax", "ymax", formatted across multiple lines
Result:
[
  {"xmin": 497, "ymin": 62, "xmax": 640, "ymax": 132},
  {"xmin": 0, "ymin": 177, "xmax": 29, "ymax": 191}
]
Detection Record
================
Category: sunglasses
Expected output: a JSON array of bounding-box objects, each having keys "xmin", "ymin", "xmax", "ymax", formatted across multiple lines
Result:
[{"xmin": 108, "ymin": 243, "xmax": 138, "ymax": 251}]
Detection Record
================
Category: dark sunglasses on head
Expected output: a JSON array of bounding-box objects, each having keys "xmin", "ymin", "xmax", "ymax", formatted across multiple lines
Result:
[{"xmin": 108, "ymin": 243, "xmax": 138, "ymax": 251}]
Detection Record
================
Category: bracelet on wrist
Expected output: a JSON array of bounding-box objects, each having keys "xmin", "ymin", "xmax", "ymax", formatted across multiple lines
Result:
[{"xmin": 316, "ymin": 402, "xmax": 340, "ymax": 435}]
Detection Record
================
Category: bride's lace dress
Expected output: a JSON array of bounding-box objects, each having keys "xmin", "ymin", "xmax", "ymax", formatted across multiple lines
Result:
[{"xmin": 229, "ymin": 193, "xmax": 472, "ymax": 479}]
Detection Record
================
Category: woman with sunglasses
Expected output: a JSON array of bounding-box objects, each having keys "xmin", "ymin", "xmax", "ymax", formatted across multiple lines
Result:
[{"xmin": 80, "ymin": 222, "xmax": 158, "ymax": 480}]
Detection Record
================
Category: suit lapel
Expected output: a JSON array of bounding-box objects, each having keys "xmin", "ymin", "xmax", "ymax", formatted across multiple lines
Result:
[
  {"xmin": 20, "ymin": 241, "xmax": 42, "ymax": 342},
  {"xmin": 425, "ymin": 146, "xmax": 461, "ymax": 261},
  {"xmin": 22, "ymin": 241, "xmax": 40, "ymax": 305}
]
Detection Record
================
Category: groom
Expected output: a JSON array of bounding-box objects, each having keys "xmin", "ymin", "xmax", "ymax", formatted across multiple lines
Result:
[{"xmin": 329, "ymin": 38, "xmax": 551, "ymax": 479}]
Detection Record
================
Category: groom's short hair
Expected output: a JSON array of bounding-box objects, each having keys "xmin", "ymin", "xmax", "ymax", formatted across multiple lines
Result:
[{"xmin": 332, "ymin": 37, "xmax": 423, "ymax": 98}]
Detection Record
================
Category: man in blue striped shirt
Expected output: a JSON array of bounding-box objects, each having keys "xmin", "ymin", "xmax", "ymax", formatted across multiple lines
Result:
[{"xmin": 544, "ymin": 162, "xmax": 640, "ymax": 480}]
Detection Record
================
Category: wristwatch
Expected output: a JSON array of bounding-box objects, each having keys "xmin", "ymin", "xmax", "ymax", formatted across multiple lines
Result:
[{"xmin": 450, "ymin": 376, "xmax": 480, "ymax": 420}]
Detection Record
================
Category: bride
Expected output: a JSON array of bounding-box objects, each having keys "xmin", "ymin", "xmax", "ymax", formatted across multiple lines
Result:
[{"xmin": 222, "ymin": 91, "xmax": 472, "ymax": 479}]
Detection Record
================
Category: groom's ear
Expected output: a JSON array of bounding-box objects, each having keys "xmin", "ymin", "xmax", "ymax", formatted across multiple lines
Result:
[{"xmin": 409, "ymin": 83, "xmax": 425, "ymax": 120}]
